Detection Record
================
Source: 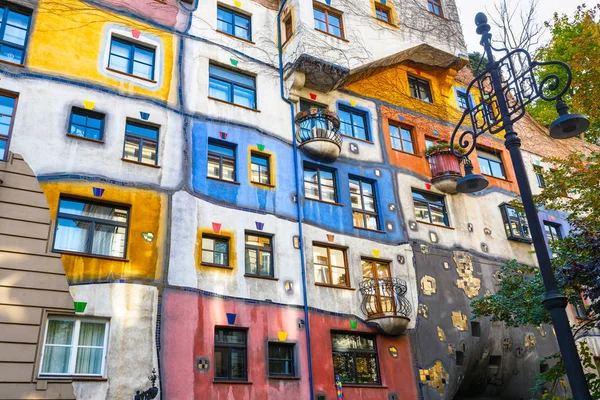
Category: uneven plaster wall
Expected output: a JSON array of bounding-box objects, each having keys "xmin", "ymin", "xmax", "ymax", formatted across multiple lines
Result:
[
  {"xmin": 69, "ymin": 283, "xmax": 159, "ymax": 400},
  {"xmin": 95, "ymin": 0, "xmax": 193, "ymax": 31}
]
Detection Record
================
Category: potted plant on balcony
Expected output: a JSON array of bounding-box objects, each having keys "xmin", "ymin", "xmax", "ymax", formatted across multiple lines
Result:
[{"xmin": 425, "ymin": 142, "xmax": 464, "ymax": 193}]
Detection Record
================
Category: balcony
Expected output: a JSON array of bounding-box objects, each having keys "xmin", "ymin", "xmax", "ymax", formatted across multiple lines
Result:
[
  {"xmin": 359, "ymin": 277, "xmax": 412, "ymax": 336},
  {"xmin": 295, "ymin": 108, "xmax": 343, "ymax": 163},
  {"xmin": 426, "ymin": 150, "xmax": 463, "ymax": 194}
]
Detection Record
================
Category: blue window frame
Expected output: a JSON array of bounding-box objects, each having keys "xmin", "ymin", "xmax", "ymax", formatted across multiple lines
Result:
[
  {"xmin": 0, "ymin": 91, "xmax": 17, "ymax": 161},
  {"xmin": 0, "ymin": 5, "xmax": 31, "ymax": 65},
  {"xmin": 209, "ymin": 64, "xmax": 256, "ymax": 109},
  {"xmin": 338, "ymin": 106, "xmax": 369, "ymax": 141},
  {"xmin": 108, "ymin": 37, "xmax": 156, "ymax": 81},
  {"xmin": 68, "ymin": 107, "xmax": 105, "ymax": 142},
  {"xmin": 456, "ymin": 90, "xmax": 469, "ymax": 110},
  {"xmin": 217, "ymin": 6, "xmax": 251, "ymax": 41},
  {"xmin": 123, "ymin": 120, "xmax": 159, "ymax": 165}
]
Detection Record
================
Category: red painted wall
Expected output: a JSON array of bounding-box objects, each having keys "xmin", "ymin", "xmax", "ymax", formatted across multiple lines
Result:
[{"xmin": 97, "ymin": 0, "xmax": 190, "ymax": 31}]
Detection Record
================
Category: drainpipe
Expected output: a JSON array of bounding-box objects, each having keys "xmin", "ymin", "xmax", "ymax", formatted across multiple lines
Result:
[{"xmin": 277, "ymin": 2, "xmax": 315, "ymax": 399}]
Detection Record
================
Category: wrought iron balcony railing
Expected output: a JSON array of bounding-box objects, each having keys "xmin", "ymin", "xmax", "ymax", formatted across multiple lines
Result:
[
  {"xmin": 294, "ymin": 108, "xmax": 342, "ymax": 163},
  {"xmin": 359, "ymin": 277, "xmax": 411, "ymax": 320}
]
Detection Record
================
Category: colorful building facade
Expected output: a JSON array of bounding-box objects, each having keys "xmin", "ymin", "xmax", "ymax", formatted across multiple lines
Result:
[{"xmin": 0, "ymin": 0, "xmax": 596, "ymax": 399}]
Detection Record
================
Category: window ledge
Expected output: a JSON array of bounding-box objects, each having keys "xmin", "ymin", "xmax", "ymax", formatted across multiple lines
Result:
[
  {"xmin": 121, "ymin": 158, "xmax": 161, "ymax": 169},
  {"xmin": 341, "ymin": 134, "xmax": 374, "ymax": 144},
  {"xmin": 217, "ymin": 30, "xmax": 256, "ymax": 45},
  {"xmin": 66, "ymin": 133, "xmax": 105, "ymax": 144},
  {"xmin": 200, "ymin": 263, "xmax": 234, "ymax": 269},
  {"xmin": 315, "ymin": 283, "xmax": 355, "ymax": 291},
  {"xmin": 213, "ymin": 380, "xmax": 252, "ymax": 384},
  {"xmin": 314, "ymin": 28, "xmax": 350, "ymax": 42},
  {"xmin": 482, "ymin": 173, "xmax": 511, "ymax": 182},
  {"xmin": 375, "ymin": 18, "xmax": 398, "ymax": 29},
  {"xmin": 268, "ymin": 376, "xmax": 300, "ymax": 380},
  {"xmin": 71, "ymin": 376, "xmax": 108, "ymax": 382},
  {"xmin": 305, "ymin": 198, "xmax": 343, "ymax": 207},
  {"xmin": 251, "ymin": 181, "xmax": 276, "ymax": 189},
  {"xmin": 0, "ymin": 59, "xmax": 24, "ymax": 68},
  {"xmin": 354, "ymin": 227, "xmax": 386, "ymax": 234},
  {"xmin": 106, "ymin": 67, "xmax": 157, "ymax": 84},
  {"xmin": 244, "ymin": 274, "xmax": 279, "ymax": 281},
  {"xmin": 341, "ymin": 383, "xmax": 387, "ymax": 388},
  {"xmin": 38, "ymin": 376, "xmax": 108, "ymax": 382},
  {"xmin": 391, "ymin": 148, "xmax": 421, "ymax": 158},
  {"xmin": 207, "ymin": 176, "xmax": 241, "ymax": 185},
  {"xmin": 208, "ymin": 96, "xmax": 260, "ymax": 113},
  {"xmin": 507, "ymin": 237, "xmax": 533, "ymax": 244},
  {"xmin": 416, "ymin": 220, "xmax": 455, "ymax": 230},
  {"xmin": 53, "ymin": 250, "xmax": 129, "ymax": 262}
]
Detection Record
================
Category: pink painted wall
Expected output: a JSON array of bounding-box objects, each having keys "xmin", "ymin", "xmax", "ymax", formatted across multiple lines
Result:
[
  {"xmin": 97, "ymin": 0, "xmax": 191, "ymax": 31},
  {"xmin": 161, "ymin": 289, "xmax": 311, "ymax": 400}
]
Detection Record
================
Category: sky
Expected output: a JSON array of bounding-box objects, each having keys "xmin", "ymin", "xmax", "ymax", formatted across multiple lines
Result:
[{"xmin": 454, "ymin": 0, "xmax": 587, "ymax": 52}]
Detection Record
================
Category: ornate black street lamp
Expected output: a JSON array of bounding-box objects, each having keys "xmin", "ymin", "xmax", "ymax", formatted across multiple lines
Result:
[
  {"xmin": 451, "ymin": 13, "xmax": 591, "ymax": 398},
  {"xmin": 134, "ymin": 369, "xmax": 159, "ymax": 400}
]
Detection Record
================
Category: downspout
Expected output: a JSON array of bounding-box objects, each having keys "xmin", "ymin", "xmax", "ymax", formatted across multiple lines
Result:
[{"xmin": 277, "ymin": 2, "xmax": 315, "ymax": 399}]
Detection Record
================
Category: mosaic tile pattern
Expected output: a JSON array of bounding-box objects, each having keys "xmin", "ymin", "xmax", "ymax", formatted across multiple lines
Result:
[
  {"xmin": 537, "ymin": 324, "xmax": 546, "ymax": 337},
  {"xmin": 419, "ymin": 361, "xmax": 449, "ymax": 396},
  {"xmin": 502, "ymin": 337, "xmax": 513, "ymax": 351},
  {"xmin": 448, "ymin": 344, "xmax": 455, "ymax": 357},
  {"xmin": 418, "ymin": 304, "xmax": 429, "ymax": 319},
  {"xmin": 525, "ymin": 334, "xmax": 535, "ymax": 349},
  {"xmin": 438, "ymin": 327, "xmax": 446, "ymax": 341},
  {"xmin": 453, "ymin": 251, "xmax": 481, "ymax": 299},
  {"xmin": 451, "ymin": 311, "xmax": 468, "ymax": 331},
  {"xmin": 421, "ymin": 276, "xmax": 437, "ymax": 295}
]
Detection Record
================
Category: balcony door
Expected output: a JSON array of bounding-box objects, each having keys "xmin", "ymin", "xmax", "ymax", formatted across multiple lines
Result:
[{"xmin": 361, "ymin": 259, "xmax": 393, "ymax": 316}]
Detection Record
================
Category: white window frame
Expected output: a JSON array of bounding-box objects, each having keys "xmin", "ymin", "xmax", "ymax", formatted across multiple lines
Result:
[{"xmin": 39, "ymin": 316, "xmax": 109, "ymax": 377}]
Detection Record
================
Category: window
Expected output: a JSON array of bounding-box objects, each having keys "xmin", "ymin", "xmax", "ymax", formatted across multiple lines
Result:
[
  {"xmin": 40, "ymin": 317, "xmax": 108, "ymax": 376},
  {"xmin": 217, "ymin": 6, "xmax": 251, "ymax": 41},
  {"xmin": 427, "ymin": 0, "xmax": 443, "ymax": 16},
  {"xmin": 544, "ymin": 222, "xmax": 562, "ymax": 242},
  {"xmin": 425, "ymin": 138, "xmax": 437, "ymax": 150},
  {"xmin": 68, "ymin": 107, "xmax": 105, "ymax": 142},
  {"xmin": 338, "ymin": 106, "xmax": 369, "ymax": 141},
  {"xmin": 331, "ymin": 333, "xmax": 380, "ymax": 385},
  {"xmin": 471, "ymin": 321, "xmax": 481, "ymax": 337},
  {"xmin": 303, "ymin": 165, "xmax": 337, "ymax": 203},
  {"xmin": 534, "ymin": 165, "xmax": 546, "ymax": 188},
  {"xmin": 412, "ymin": 190, "xmax": 449, "ymax": 227},
  {"xmin": 313, "ymin": 244, "xmax": 349, "ymax": 287},
  {"xmin": 214, "ymin": 328, "xmax": 247, "ymax": 380},
  {"xmin": 456, "ymin": 90, "xmax": 469, "ymax": 109},
  {"xmin": 0, "ymin": 5, "xmax": 31, "ymax": 65},
  {"xmin": 53, "ymin": 198, "xmax": 129, "ymax": 258},
  {"xmin": 0, "ymin": 92, "xmax": 17, "ymax": 161},
  {"xmin": 499, "ymin": 204, "xmax": 531, "ymax": 242},
  {"xmin": 123, "ymin": 121, "xmax": 159, "ymax": 165},
  {"xmin": 408, "ymin": 75, "xmax": 432, "ymax": 103},
  {"xmin": 268, "ymin": 343, "xmax": 295, "ymax": 377},
  {"xmin": 108, "ymin": 37, "xmax": 155, "ymax": 81},
  {"xmin": 389, "ymin": 124, "xmax": 414, "ymax": 154},
  {"xmin": 362, "ymin": 259, "xmax": 394, "ymax": 315},
  {"xmin": 572, "ymin": 295, "xmax": 587, "ymax": 319},
  {"xmin": 300, "ymin": 99, "xmax": 327, "ymax": 112},
  {"xmin": 283, "ymin": 14, "xmax": 293, "ymax": 43},
  {"xmin": 350, "ymin": 177, "xmax": 379, "ymax": 230},
  {"xmin": 313, "ymin": 5, "xmax": 344, "ymax": 38},
  {"xmin": 375, "ymin": 5, "xmax": 390, "ymax": 23},
  {"xmin": 245, "ymin": 232, "xmax": 273, "ymax": 277},
  {"xmin": 202, "ymin": 235, "xmax": 229, "ymax": 267},
  {"xmin": 208, "ymin": 141, "xmax": 236, "ymax": 181},
  {"xmin": 209, "ymin": 64, "xmax": 256, "ymax": 109},
  {"xmin": 250, "ymin": 153, "xmax": 270, "ymax": 185},
  {"xmin": 477, "ymin": 149, "xmax": 506, "ymax": 179}
]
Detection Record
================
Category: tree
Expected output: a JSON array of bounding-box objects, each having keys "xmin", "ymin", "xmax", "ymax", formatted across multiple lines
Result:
[
  {"xmin": 528, "ymin": 4, "xmax": 600, "ymax": 144},
  {"xmin": 468, "ymin": 52, "xmax": 486, "ymax": 76},
  {"xmin": 488, "ymin": 0, "xmax": 546, "ymax": 57}
]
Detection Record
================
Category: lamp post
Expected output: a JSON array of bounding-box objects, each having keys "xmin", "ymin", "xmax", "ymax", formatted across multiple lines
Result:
[{"xmin": 450, "ymin": 13, "xmax": 591, "ymax": 398}]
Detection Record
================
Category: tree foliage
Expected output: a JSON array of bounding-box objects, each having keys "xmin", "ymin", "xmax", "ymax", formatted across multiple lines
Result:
[{"xmin": 528, "ymin": 4, "xmax": 600, "ymax": 144}]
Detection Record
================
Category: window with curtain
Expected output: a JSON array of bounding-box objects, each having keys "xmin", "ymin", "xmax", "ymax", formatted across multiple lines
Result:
[
  {"xmin": 412, "ymin": 190, "xmax": 449, "ymax": 226},
  {"xmin": 123, "ymin": 120, "xmax": 159, "ymax": 165},
  {"xmin": 214, "ymin": 328, "xmax": 247, "ymax": 380},
  {"xmin": 408, "ymin": 75, "xmax": 433, "ymax": 103},
  {"xmin": 53, "ymin": 198, "xmax": 129, "ymax": 258},
  {"xmin": 250, "ymin": 153, "xmax": 271, "ymax": 185},
  {"xmin": 40, "ymin": 317, "xmax": 108, "ymax": 376},
  {"xmin": 209, "ymin": 64, "xmax": 256, "ymax": 109},
  {"xmin": 313, "ymin": 244, "xmax": 349, "ymax": 287},
  {"xmin": 0, "ymin": 5, "xmax": 31, "ymax": 65},
  {"xmin": 0, "ymin": 91, "xmax": 17, "ymax": 161},
  {"xmin": 478, "ymin": 148, "xmax": 506, "ymax": 179},
  {"xmin": 499, "ymin": 203, "xmax": 532, "ymax": 242},
  {"xmin": 338, "ymin": 105, "xmax": 369, "ymax": 141},
  {"xmin": 207, "ymin": 140, "xmax": 236, "ymax": 181},
  {"xmin": 217, "ymin": 6, "xmax": 251, "ymax": 41},
  {"xmin": 268, "ymin": 343, "xmax": 295, "ymax": 377},
  {"xmin": 68, "ymin": 107, "xmax": 105, "ymax": 141},
  {"xmin": 389, "ymin": 123, "xmax": 415, "ymax": 154},
  {"xmin": 349, "ymin": 177, "xmax": 379, "ymax": 230},
  {"xmin": 245, "ymin": 232, "xmax": 273, "ymax": 277},
  {"xmin": 303, "ymin": 164, "xmax": 337, "ymax": 203},
  {"xmin": 331, "ymin": 332, "xmax": 380, "ymax": 384},
  {"xmin": 107, "ymin": 37, "xmax": 156, "ymax": 81}
]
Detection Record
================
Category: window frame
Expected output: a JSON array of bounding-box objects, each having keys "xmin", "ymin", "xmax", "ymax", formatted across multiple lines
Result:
[
  {"xmin": 52, "ymin": 197, "xmax": 130, "ymax": 259},
  {"xmin": 312, "ymin": 243, "xmax": 350, "ymax": 288},
  {"xmin": 338, "ymin": 105, "xmax": 370, "ymax": 141},
  {"xmin": 543, "ymin": 221, "xmax": 562, "ymax": 242},
  {"xmin": 477, "ymin": 148, "xmax": 506, "ymax": 179},
  {"xmin": 201, "ymin": 234, "xmax": 230, "ymax": 267},
  {"xmin": 499, "ymin": 203, "xmax": 532, "ymax": 243},
  {"xmin": 408, "ymin": 75, "xmax": 433, "ymax": 103},
  {"xmin": 303, "ymin": 164, "xmax": 338, "ymax": 204},
  {"xmin": 283, "ymin": 13, "xmax": 293, "ymax": 43},
  {"xmin": 216, "ymin": 5, "xmax": 252, "ymax": 42},
  {"xmin": 456, "ymin": 89, "xmax": 469, "ymax": 110},
  {"xmin": 107, "ymin": 36, "xmax": 156, "ymax": 81},
  {"xmin": 244, "ymin": 231, "xmax": 274, "ymax": 278},
  {"xmin": 412, "ymin": 189, "xmax": 450, "ymax": 227},
  {"xmin": 330, "ymin": 331, "xmax": 381, "ymax": 385},
  {"xmin": 268, "ymin": 342, "xmax": 296, "ymax": 378},
  {"xmin": 39, "ymin": 316, "xmax": 109, "ymax": 378},
  {"xmin": 208, "ymin": 64, "xmax": 257, "ymax": 109},
  {"xmin": 68, "ymin": 107, "xmax": 106, "ymax": 143},
  {"xmin": 0, "ymin": 4, "xmax": 32, "ymax": 66},
  {"xmin": 122, "ymin": 119, "xmax": 160, "ymax": 166},
  {"xmin": 533, "ymin": 165, "xmax": 546, "ymax": 188},
  {"xmin": 427, "ymin": 0, "xmax": 443, "ymax": 17},
  {"xmin": 313, "ymin": 4, "xmax": 345, "ymax": 39},
  {"xmin": 250, "ymin": 152, "xmax": 271, "ymax": 185},
  {"xmin": 214, "ymin": 327, "xmax": 248, "ymax": 381},
  {"xmin": 374, "ymin": 4, "xmax": 391, "ymax": 23},
  {"xmin": 349, "ymin": 176, "xmax": 380, "ymax": 231},
  {"xmin": 0, "ymin": 90, "xmax": 18, "ymax": 162},
  {"xmin": 207, "ymin": 139, "xmax": 237, "ymax": 182},
  {"xmin": 388, "ymin": 122, "xmax": 415, "ymax": 154}
]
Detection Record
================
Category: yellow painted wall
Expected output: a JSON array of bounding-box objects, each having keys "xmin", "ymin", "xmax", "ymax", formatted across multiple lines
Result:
[
  {"xmin": 41, "ymin": 181, "xmax": 167, "ymax": 282},
  {"xmin": 28, "ymin": 0, "xmax": 176, "ymax": 102}
]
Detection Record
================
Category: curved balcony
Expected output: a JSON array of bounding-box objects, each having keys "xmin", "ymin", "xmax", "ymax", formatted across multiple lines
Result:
[
  {"xmin": 359, "ymin": 277, "xmax": 412, "ymax": 336},
  {"xmin": 295, "ymin": 108, "xmax": 342, "ymax": 163},
  {"xmin": 426, "ymin": 150, "xmax": 463, "ymax": 194}
]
